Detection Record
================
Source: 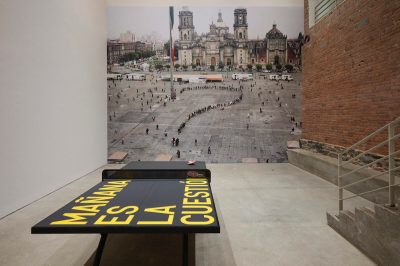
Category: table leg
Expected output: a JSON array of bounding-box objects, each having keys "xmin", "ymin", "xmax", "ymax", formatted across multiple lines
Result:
[
  {"xmin": 93, "ymin": 233, "xmax": 108, "ymax": 266},
  {"xmin": 183, "ymin": 233, "xmax": 188, "ymax": 266}
]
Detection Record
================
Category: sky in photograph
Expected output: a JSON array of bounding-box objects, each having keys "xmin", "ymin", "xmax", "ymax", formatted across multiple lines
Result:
[{"xmin": 107, "ymin": 6, "xmax": 304, "ymax": 41}]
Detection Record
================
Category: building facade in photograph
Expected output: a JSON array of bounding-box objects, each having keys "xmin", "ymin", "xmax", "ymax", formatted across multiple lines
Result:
[
  {"xmin": 107, "ymin": 40, "xmax": 152, "ymax": 64},
  {"xmin": 120, "ymin": 30, "xmax": 135, "ymax": 43},
  {"xmin": 176, "ymin": 7, "xmax": 294, "ymax": 67}
]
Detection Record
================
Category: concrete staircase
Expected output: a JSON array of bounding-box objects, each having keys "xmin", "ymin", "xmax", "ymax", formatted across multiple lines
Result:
[{"xmin": 327, "ymin": 203, "xmax": 400, "ymax": 266}]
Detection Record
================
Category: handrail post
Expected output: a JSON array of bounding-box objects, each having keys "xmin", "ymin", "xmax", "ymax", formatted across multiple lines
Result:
[
  {"xmin": 338, "ymin": 153, "xmax": 343, "ymax": 211},
  {"xmin": 388, "ymin": 123, "xmax": 395, "ymax": 207}
]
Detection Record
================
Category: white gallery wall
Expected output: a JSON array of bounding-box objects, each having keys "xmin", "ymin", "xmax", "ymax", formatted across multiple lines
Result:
[{"xmin": 0, "ymin": 0, "xmax": 107, "ymax": 218}]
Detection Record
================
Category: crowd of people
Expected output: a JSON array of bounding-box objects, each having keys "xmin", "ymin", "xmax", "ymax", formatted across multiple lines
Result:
[
  {"xmin": 179, "ymin": 84, "xmax": 242, "ymax": 94},
  {"xmin": 177, "ymin": 92, "xmax": 244, "ymax": 134}
]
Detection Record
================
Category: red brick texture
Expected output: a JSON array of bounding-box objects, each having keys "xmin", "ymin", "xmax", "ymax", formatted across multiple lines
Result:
[{"xmin": 302, "ymin": 0, "xmax": 400, "ymax": 153}]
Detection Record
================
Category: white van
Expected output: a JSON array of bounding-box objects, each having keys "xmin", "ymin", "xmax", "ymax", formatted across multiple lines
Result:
[
  {"xmin": 107, "ymin": 74, "xmax": 122, "ymax": 80},
  {"xmin": 281, "ymin": 75, "xmax": 293, "ymax": 81},
  {"xmin": 232, "ymin": 73, "xmax": 253, "ymax": 80},
  {"xmin": 125, "ymin": 73, "xmax": 146, "ymax": 81},
  {"xmin": 269, "ymin": 75, "xmax": 281, "ymax": 81}
]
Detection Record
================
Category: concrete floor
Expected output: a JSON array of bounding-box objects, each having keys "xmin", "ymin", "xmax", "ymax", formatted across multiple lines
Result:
[{"xmin": 0, "ymin": 163, "xmax": 375, "ymax": 266}]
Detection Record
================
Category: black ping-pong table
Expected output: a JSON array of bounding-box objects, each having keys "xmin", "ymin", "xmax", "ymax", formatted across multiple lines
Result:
[{"xmin": 31, "ymin": 161, "xmax": 220, "ymax": 266}]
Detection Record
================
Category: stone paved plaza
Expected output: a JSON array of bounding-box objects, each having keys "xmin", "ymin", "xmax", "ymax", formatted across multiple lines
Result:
[{"xmin": 108, "ymin": 71, "xmax": 302, "ymax": 163}]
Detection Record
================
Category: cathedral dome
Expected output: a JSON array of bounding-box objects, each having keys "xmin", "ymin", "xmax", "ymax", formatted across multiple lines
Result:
[
  {"xmin": 216, "ymin": 21, "xmax": 227, "ymax": 28},
  {"xmin": 266, "ymin": 23, "xmax": 285, "ymax": 39},
  {"xmin": 215, "ymin": 11, "xmax": 228, "ymax": 28}
]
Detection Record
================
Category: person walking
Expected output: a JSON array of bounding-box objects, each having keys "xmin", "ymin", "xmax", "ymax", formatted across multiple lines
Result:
[
  {"xmin": 172, "ymin": 137, "xmax": 175, "ymax": 146},
  {"xmin": 208, "ymin": 146, "xmax": 211, "ymax": 154},
  {"xmin": 146, "ymin": 128, "xmax": 149, "ymax": 135},
  {"xmin": 176, "ymin": 138, "xmax": 179, "ymax": 146},
  {"xmin": 156, "ymin": 124, "xmax": 159, "ymax": 130},
  {"xmin": 177, "ymin": 150, "xmax": 181, "ymax": 158},
  {"xmin": 195, "ymin": 139, "xmax": 197, "ymax": 146}
]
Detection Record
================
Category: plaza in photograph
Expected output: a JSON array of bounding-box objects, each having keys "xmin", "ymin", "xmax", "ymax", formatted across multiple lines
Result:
[{"xmin": 107, "ymin": 71, "xmax": 302, "ymax": 163}]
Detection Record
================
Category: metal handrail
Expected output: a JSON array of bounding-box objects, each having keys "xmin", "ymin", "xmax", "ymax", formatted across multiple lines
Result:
[
  {"xmin": 341, "ymin": 165, "xmax": 400, "ymax": 190},
  {"xmin": 342, "ymin": 125, "xmax": 387, "ymax": 155},
  {"xmin": 341, "ymin": 117, "xmax": 400, "ymax": 155},
  {"xmin": 338, "ymin": 116, "xmax": 399, "ymax": 211},
  {"xmin": 339, "ymin": 150, "xmax": 400, "ymax": 179},
  {"xmin": 341, "ymin": 183, "xmax": 400, "ymax": 201},
  {"xmin": 341, "ymin": 133, "xmax": 400, "ymax": 167}
]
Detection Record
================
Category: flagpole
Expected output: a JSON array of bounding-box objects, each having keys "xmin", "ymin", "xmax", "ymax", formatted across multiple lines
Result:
[{"xmin": 169, "ymin": 6, "xmax": 176, "ymax": 99}]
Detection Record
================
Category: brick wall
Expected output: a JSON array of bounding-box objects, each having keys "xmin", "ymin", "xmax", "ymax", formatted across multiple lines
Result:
[{"xmin": 302, "ymin": 0, "xmax": 400, "ymax": 154}]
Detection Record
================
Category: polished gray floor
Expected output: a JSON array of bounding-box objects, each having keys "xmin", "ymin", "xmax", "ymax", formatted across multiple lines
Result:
[{"xmin": 0, "ymin": 163, "xmax": 375, "ymax": 266}]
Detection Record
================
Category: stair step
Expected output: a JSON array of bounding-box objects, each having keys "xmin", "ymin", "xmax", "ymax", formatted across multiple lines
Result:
[
  {"xmin": 339, "ymin": 210, "xmax": 355, "ymax": 222},
  {"xmin": 355, "ymin": 207, "xmax": 376, "ymax": 227},
  {"xmin": 326, "ymin": 212, "xmax": 340, "ymax": 229},
  {"xmin": 359, "ymin": 206, "xmax": 375, "ymax": 217},
  {"xmin": 328, "ymin": 204, "xmax": 400, "ymax": 266},
  {"xmin": 374, "ymin": 204, "xmax": 400, "ymax": 225}
]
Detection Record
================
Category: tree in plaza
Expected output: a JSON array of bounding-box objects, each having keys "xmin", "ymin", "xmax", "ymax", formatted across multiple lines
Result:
[
  {"xmin": 285, "ymin": 64, "xmax": 293, "ymax": 72},
  {"xmin": 155, "ymin": 64, "xmax": 163, "ymax": 71},
  {"xmin": 276, "ymin": 64, "xmax": 283, "ymax": 71},
  {"xmin": 144, "ymin": 50, "xmax": 155, "ymax": 58},
  {"xmin": 247, "ymin": 64, "xmax": 253, "ymax": 71},
  {"xmin": 119, "ymin": 52, "xmax": 136, "ymax": 63},
  {"xmin": 119, "ymin": 50, "xmax": 155, "ymax": 64},
  {"xmin": 182, "ymin": 65, "xmax": 188, "ymax": 71},
  {"xmin": 218, "ymin": 62, "xmax": 224, "ymax": 71},
  {"xmin": 165, "ymin": 64, "xmax": 171, "ymax": 69},
  {"xmin": 266, "ymin": 64, "xmax": 273, "ymax": 71},
  {"xmin": 256, "ymin": 64, "xmax": 262, "ymax": 72},
  {"xmin": 191, "ymin": 64, "xmax": 196, "ymax": 70},
  {"xmin": 210, "ymin": 65, "xmax": 215, "ymax": 71},
  {"xmin": 164, "ymin": 42, "xmax": 169, "ymax": 54},
  {"xmin": 174, "ymin": 64, "xmax": 180, "ymax": 71}
]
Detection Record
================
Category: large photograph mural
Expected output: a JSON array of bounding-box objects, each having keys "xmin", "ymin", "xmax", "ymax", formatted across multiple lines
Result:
[{"xmin": 107, "ymin": 5, "xmax": 304, "ymax": 163}]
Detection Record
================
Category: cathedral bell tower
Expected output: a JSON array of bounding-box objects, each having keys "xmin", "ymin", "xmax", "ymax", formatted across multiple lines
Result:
[
  {"xmin": 177, "ymin": 7, "xmax": 194, "ymax": 66},
  {"xmin": 233, "ymin": 8, "xmax": 248, "ymax": 41},
  {"xmin": 178, "ymin": 6, "xmax": 194, "ymax": 42}
]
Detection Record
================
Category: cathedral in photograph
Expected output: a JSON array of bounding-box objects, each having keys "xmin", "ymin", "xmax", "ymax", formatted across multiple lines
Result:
[{"xmin": 176, "ymin": 7, "xmax": 291, "ymax": 67}]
